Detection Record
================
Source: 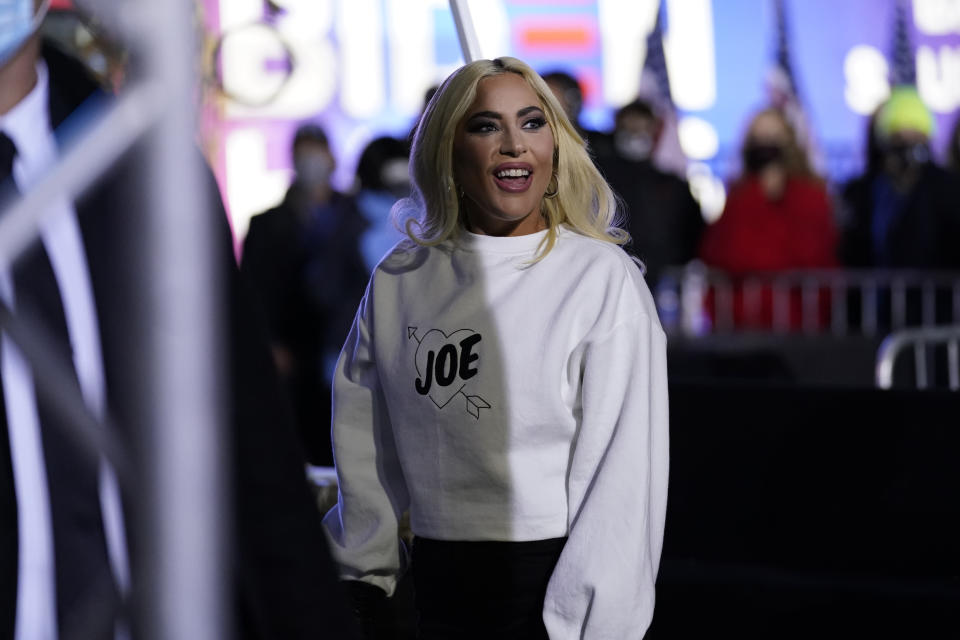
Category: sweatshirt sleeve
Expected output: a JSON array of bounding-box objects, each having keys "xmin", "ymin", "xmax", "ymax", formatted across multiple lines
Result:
[
  {"xmin": 321, "ymin": 284, "xmax": 410, "ymax": 596},
  {"xmin": 543, "ymin": 310, "xmax": 669, "ymax": 639}
]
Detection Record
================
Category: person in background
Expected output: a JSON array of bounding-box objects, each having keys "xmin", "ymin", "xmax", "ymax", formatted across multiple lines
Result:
[
  {"xmin": 698, "ymin": 107, "xmax": 837, "ymax": 329},
  {"xmin": 839, "ymin": 87, "xmax": 960, "ymax": 269},
  {"xmin": 839, "ymin": 88, "xmax": 960, "ymax": 330},
  {"xmin": 354, "ymin": 135, "xmax": 411, "ymax": 273},
  {"xmin": 241, "ymin": 124, "xmax": 368, "ymax": 466},
  {"xmin": 542, "ymin": 69, "xmax": 613, "ymax": 164},
  {"xmin": 600, "ymin": 98, "xmax": 704, "ymax": 287}
]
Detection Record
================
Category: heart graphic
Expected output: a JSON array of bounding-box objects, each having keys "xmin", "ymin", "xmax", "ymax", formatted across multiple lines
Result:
[
  {"xmin": 413, "ymin": 328, "xmax": 479, "ymax": 408},
  {"xmin": 408, "ymin": 326, "xmax": 489, "ymax": 418}
]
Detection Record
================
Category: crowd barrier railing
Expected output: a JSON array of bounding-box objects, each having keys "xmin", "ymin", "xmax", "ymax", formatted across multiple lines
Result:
[
  {"xmin": 875, "ymin": 325, "xmax": 960, "ymax": 391},
  {"xmin": 656, "ymin": 263, "xmax": 960, "ymax": 338}
]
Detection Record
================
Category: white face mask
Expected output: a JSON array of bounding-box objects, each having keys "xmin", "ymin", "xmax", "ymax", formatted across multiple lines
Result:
[
  {"xmin": 0, "ymin": 0, "xmax": 50, "ymax": 66},
  {"xmin": 380, "ymin": 158, "xmax": 410, "ymax": 197},
  {"xmin": 614, "ymin": 131, "xmax": 654, "ymax": 162},
  {"xmin": 294, "ymin": 152, "xmax": 332, "ymax": 187}
]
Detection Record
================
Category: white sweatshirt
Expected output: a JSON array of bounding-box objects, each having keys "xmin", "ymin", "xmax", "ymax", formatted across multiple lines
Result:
[{"xmin": 322, "ymin": 224, "xmax": 669, "ymax": 639}]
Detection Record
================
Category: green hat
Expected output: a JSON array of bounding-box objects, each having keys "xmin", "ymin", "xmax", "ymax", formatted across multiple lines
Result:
[{"xmin": 875, "ymin": 86, "xmax": 935, "ymax": 140}]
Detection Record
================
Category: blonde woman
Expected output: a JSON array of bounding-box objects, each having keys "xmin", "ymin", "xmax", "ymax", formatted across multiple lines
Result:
[{"xmin": 323, "ymin": 57, "xmax": 668, "ymax": 639}]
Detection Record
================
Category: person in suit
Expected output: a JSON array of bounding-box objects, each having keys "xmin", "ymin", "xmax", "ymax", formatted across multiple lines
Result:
[
  {"xmin": 598, "ymin": 98, "xmax": 704, "ymax": 287},
  {"xmin": 241, "ymin": 124, "xmax": 370, "ymax": 467},
  {"xmin": 0, "ymin": 3, "xmax": 355, "ymax": 638}
]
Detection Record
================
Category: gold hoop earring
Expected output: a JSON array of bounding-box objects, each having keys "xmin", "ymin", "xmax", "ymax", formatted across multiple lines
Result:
[{"xmin": 544, "ymin": 173, "xmax": 559, "ymax": 199}]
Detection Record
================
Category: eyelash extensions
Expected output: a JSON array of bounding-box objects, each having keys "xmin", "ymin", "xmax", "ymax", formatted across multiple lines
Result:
[{"xmin": 467, "ymin": 116, "xmax": 547, "ymax": 134}]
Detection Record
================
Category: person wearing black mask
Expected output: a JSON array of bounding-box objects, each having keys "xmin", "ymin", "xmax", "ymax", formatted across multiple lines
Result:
[
  {"xmin": 600, "ymin": 99, "xmax": 704, "ymax": 286},
  {"xmin": 698, "ymin": 107, "xmax": 837, "ymax": 329},
  {"xmin": 839, "ymin": 87, "xmax": 960, "ymax": 269}
]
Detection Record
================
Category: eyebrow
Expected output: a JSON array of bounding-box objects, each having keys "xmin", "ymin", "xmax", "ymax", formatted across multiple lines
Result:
[{"xmin": 465, "ymin": 106, "xmax": 545, "ymax": 121}]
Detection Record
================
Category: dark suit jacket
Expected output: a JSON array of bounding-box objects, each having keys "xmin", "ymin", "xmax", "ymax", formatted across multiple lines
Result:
[
  {"xmin": 599, "ymin": 156, "xmax": 704, "ymax": 286},
  {"xmin": 0, "ymin": 43, "xmax": 356, "ymax": 639},
  {"xmin": 241, "ymin": 188, "xmax": 369, "ymax": 466}
]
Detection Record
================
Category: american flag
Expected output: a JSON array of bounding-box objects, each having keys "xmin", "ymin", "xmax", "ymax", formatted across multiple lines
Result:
[
  {"xmin": 638, "ymin": 0, "xmax": 687, "ymax": 176},
  {"xmin": 766, "ymin": 0, "xmax": 823, "ymax": 173},
  {"xmin": 643, "ymin": 1, "xmax": 673, "ymax": 107},
  {"xmin": 889, "ymin": 0, "xmax": 916, "ymax": 86},
  {"xmin": 773, "ymin": 0, "xmax": 798, "ymax": 98}
]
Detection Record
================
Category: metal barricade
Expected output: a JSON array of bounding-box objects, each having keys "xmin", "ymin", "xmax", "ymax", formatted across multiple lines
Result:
[
  {"xmin": 656, "ymin": 264, "xmax": 960, "ymax": 338},
  {"xmin": 875, "ymin": 325, "xmax": 960, "ymax": 391}
]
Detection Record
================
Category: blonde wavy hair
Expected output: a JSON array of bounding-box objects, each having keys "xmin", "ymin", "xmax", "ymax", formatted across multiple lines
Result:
[{"xmin": 393, "ymin": 57, "xmax": 627, "ymax": 261}]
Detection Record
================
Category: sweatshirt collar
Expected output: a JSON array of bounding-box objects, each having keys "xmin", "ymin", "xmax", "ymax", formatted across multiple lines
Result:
[{"xmin": 457, "ymin": 226, "xmax": 561, "ymax": 255}]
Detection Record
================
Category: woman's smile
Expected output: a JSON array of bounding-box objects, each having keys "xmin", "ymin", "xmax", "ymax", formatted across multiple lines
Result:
[{"xmin": 492, "ymin": 162, "xmax": 534, "ymax": 192}]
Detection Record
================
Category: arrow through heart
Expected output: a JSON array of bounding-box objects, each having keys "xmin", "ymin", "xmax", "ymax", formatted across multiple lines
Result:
[{"xmin": 408, "ymin": 326, "xmax": 490, "ymax": 419}]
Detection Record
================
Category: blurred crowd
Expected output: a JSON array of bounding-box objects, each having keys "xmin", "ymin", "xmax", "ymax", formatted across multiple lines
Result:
[{"xmin": 238, "ymin": 70, "xmax": 960, "ymax": 463}]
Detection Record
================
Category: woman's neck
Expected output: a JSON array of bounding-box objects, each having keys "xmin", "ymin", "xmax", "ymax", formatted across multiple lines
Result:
[{"xmin": 464, "ymin": 208, "xmax": 547, "ymax": 237}]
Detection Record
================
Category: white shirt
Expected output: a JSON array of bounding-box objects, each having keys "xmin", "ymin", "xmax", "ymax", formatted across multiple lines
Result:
[
  {"xmin": 0, "ymin": 60, "xmax": 129, "ymax": 640},
  {"xmin": 323, "ymin": 225, "xmax": 670, "ymax": 639}
]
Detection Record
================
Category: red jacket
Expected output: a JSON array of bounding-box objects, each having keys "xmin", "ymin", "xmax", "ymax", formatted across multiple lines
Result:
[
  {"xmin": 698, "ymin": 176, "xmax": 837, "ymax": 330},
  {"xmin": 700, "ymin": 176, "xmax": 837, "ymax": 272}
]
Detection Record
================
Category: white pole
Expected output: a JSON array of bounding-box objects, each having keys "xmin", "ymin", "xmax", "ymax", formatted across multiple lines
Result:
[
  {"xmin": 0, "ymin": 0, "xmax": 226, "ymax": 635},
  {"xmin": 139, "ymin": 0, "xmax": 228, "ymax": 638},
  {"xmin": 449, "ymin": 0, "xmax": 483, "ymax": 62}
]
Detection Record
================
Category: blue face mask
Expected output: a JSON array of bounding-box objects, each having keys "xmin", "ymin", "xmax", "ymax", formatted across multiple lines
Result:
[{"xmin": 0, "ymin": 0, "xmax": 50, "ymax": 67}]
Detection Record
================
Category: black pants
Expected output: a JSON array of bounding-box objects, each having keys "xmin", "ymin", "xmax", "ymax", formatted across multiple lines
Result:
[{"xmin": 412, "ymin": 536, "xmax": 566, "ymax": 640}]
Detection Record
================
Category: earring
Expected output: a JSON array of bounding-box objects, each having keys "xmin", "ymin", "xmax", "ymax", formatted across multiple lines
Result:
[
  {"xmin": 544, "ymin": 172, "xmax": 559, "ymax": 199},
  {"xmin": 448, "ymin": 181, "xmax": 462, "ymax": 201}
]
